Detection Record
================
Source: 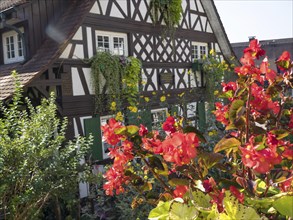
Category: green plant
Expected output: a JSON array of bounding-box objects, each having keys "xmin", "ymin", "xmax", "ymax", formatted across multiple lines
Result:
[
  {"xmin": 0, "ymin": 72, "xmax": 92, "ymax": 219},
  {"xmin": 101, "ymin": 40, "xmax": 293, "ymax": 219},
  {"xmin": 150, "ymin": 0, "xmax": 182, "ymax": 37},
  {"xmin": 90, "ymin": 52, "xmax": 141, "ymax": 113}
]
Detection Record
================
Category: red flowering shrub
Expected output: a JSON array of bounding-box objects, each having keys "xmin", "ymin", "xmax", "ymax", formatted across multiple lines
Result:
[{"xmin": 101, "ymin": 39, "xmax": 293, "ymax": 219}]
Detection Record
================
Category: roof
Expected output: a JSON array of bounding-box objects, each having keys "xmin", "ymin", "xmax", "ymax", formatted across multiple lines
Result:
[
  {"xmin": 0, "ymin": 0, "xmax": 27, "ymax": 11},
  {"xmin": 200, "ymin": 0, "xmax": 240, "ymax": 67},
  {"xmin": 231, "ymin": 38, "xmax": 293, "ymax": 72},
  {"xmin": 0, "ymin": 0, "xmax": 94, "ymax": 100}
]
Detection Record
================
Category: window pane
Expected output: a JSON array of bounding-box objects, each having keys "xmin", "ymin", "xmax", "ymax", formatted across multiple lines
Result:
[
  {"xmin": 10, "ymin": 36, "xmax": 15, "ymax": 58},
  {"xmin": 191, "ymin": 45, "xmax": 198, "ymax": 60},
  {"xmin": 97, "ymin": 35, "xmax": 110, "ymax": 52},
  {"xmin": 113, "ymin": 37, "xmax": 125, "ymax": 55},
  {"xmin": 200, "ymin": 46, "xmax": 206, "ymax": 59},
  {"xmin": 18, "ymin": 34, "xmax": 23, "ymax": 57},
  {"xmin": 151, "ymin": 109, "xmax": 167, "ymax": 132}
]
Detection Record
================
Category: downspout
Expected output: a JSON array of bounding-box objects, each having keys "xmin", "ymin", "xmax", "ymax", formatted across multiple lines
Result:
[{"xmin": 0, "ymin": 10, "xmax": 27, "ymax": 63}]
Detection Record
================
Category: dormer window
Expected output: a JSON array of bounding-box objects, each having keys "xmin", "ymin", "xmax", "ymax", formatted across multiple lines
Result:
[{"xmin": 2, "ymin": 28, "xmax": 24, "ymax": 64}]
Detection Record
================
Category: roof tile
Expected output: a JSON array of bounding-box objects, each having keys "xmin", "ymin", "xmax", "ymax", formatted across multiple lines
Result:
[
  {"xmin": 0, "ymin": 0, "xmax": 94, "ymax": 100},
  {"xmin": 0, "ymin": 0, "xmax": 27, "ymax": 11}
]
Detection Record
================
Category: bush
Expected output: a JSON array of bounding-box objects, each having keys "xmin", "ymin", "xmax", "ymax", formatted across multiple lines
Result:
[{"xmin": 0, "ymin": 72, "xmax": 92, "ymax": 219}]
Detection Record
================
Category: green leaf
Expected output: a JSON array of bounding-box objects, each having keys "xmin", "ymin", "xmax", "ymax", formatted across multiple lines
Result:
[
  {"xmin": 270, "ymin": 129, "xmax": 290, "ymax": 140},
  {"xmin": 148, "ymin": 201, "xmax": 171, "ymax": 220},
  {"xmin": 140, "ymin": 182, "xmax": 153, "ymax": 192},
  {"xmin": 190, "ymin": 190, "xmax": 212, "ymax": 209},
  {"xmin": 270, "ymin": 169, "xmax": 292, "ymax": 183},
  {"xmin": 219, "ymin": 191, "xmax": 264, "ymax": 220},
  {"xmin": 214, "ymin": 137, "xmax": 240, "ymax": 153},
  {"xmin": 169, "ymin": 201, "xmax": 198, "ymax": 220},
  {"xmin": 229, "ymin": 100, "xmax": 245, "ymax": 122},
  {"xmin": 198, "ymin": 152, "xmax": 224, "ymax": 169},
  {"xmin": 255, "ymin": 179, "xmax": 280, "ymax": 195},
  {"xmin": 273, "ymin": 196, "xmax": 293, "ymax": 217},
  {"xmin": 168, "ymin": 178, "xmax": 189, "ymax": 187},
  {"xmin": 126, "ymin": 125, "xmax": 139, "ymax": 135},
  {"xmin": 114, "ymin": 126, "xmax": 127, "ymax": 135},
  {"xmin": 206, "ymin": 204, "xmax": 220, "ymax": 220},
  {"xmin": 149, "ymin": 155, "xmax": 169, "ymax": 176}
]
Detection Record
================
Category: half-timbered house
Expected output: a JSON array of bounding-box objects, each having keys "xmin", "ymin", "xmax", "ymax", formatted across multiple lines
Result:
[{"xmin": 0, "ymin": 0, "xmax": 237, "ymax": 195}]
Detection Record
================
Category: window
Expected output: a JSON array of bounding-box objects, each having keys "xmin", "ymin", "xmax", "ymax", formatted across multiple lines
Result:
[
  {"xmin": 95, "ymin": 30, "xmax": 128, "ymax": 56},
  {"xmin": 100, "ymin": 115, "xmax": 122, "ymax": 159},
  {"xmin": 191, "ymin": 42, "xmax": 208, "ymax": 61},
  {"xmin": 151, "ymin": 108, "xmax": 167, "ymax": 132},
  {"xmin": 2, "ymin": 28, "xmax": 24, "ymax": 64}
]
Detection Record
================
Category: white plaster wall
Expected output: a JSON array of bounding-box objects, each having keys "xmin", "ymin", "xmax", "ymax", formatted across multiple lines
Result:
[
  {"xmin": 83, "ymin": 67, "xmax": 95, "ymax": 95},
  {"xmin": 175, "ymin": 69, "xmax": 188, "ymax": 89},
  {"xmin": 87, "ymin": 27, "xmax": 93, "ymax": 58},
  {"xmin": 72, "ymin": 67, "xmax": 85, "ymax": 96},
  {"xmin": 72, "ymin": 27, "xmax": 83, "ymax": 40},
  {"xmin": 90, "ymin": 1, "xmax": 100, "ymax": 14},
  {"xmin": 60, "ymin": 43, "xmax": 72, "ymax": 59},
  {"xmin": 73, "ymin": 44, "xmax": 84, "ymax": 59}
]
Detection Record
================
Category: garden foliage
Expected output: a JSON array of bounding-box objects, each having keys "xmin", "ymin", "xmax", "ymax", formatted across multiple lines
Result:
[
  {"xmin": 0, "ymin": 72, "xmax": 92, "ymax": 219},
  {"xmin": 101, "ymin": 40, "xmax": 292, "ymax": 219}
]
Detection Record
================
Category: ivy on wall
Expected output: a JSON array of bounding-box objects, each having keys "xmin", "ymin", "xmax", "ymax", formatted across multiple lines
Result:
[
  {"xmin": 90, "ymin": 52, "xmax": 141, "ymax": 113},
  {"xmin": 150, "ymin": 0, "xmax": 183, "ymax": 36}
]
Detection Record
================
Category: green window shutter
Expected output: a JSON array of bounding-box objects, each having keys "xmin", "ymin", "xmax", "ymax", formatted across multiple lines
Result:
[
  {"xmin": 84, "ymin": 117, "xmax": 103, "ymax": 161},
  {"xmin": 126, "ymin": 110, "xmax": 152, "ymax": 131},
  {"xmin": 197, "ymin": 102, "xmax": 206, "ymax": 132}
]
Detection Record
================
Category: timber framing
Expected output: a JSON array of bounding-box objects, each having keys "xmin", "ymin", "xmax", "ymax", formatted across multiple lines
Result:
[{"xmin": 0, "ymin": 0, "xmax": 238, "ymax": 141}]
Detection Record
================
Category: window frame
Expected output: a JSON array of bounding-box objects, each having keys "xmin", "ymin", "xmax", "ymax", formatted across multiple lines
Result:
[
  {"xmin": 2, "ymin": 28, "xmax": 24, "ymax": 64},
  {"xmin": 95, "ymin": 30, "xmax": 128, "ymax": 56},
  {"xmin": 191, "ymin": 42, "xmax": 208, "ymax": 61},
  {"xmin": 151, "ymin": 108, "xmax": 168, "ymax": 131}
]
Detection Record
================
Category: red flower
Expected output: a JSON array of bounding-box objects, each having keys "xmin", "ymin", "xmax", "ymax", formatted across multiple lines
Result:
[
  {"xmin": 214, "ymin": 102, "xmax": 229, "ymax": 125},
  {"xmin": 142, "ymin": 131, "xmax": 163, "ymax": 154},
  {"xmin": 276, "ymin": 51, "xmax": 291, "ymax": 71},
  {"xmin": 230, "ymin": 186, "xmax": 245, "ymax": 204},
  {"xmin": 279, "ymin": 177, "xmax": 293, "ymax": 192},
  {"xmin": 161, "ymin": 132, "xmax": 199, "ymax": 166},
  {"xmin": 173, "ymin": 185, "xmax": 189, "ymax": 198},
  {"xmin": 243, "ymin": 39, "xmax": 265, "ymax": 59},
  {"xmin": 203, "ymin": 179, "xmax": 214, "ymax": 193},
  {"xmin": 210, "ymin": 188, "xmax": 225, "ymax": 213},
  {"xmin": 103, "ymin": 167, "xmax": 128, "ymax": 196},
  {"xmin": 162, "ymin": 116, "xmax": 176, "ymax": 133},
  {"xmin": 283, "ymin": 149, "xmax": 293, "ymax": 160},
  {"xmin": 240, "ymin": 52, "xmax": 255, "ymax": 66},
  {"xmin": 240, "ymin": 139, "xmax": 282, "ymax": 174},
  {"xmin": 122, "ymin": 140, "xmax": 133, "ymax": 152},
  {"xmin": 102, "ymin": 118, "xmax": 124, "ymax": 145},
  {"xmin": 222, "ymin": 81, "xmax": 237, "ymax": 92},
  {"xmin": 250, "ymin": 83, "xmax": 280, "ymax": 115},
  {"xmin": 139, "ymin": 124, "xmax": 148, "ymax": 136},
  {"xmin": 260, "ymin": 56, "xmax": 277, "ymax": 84}
]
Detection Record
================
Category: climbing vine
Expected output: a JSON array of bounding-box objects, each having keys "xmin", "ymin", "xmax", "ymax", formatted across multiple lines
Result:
[
  {"xmin": 150, "ymin": 0, "xmax": 182, "ymax": 36},
  {"xmin": 202, "ymin": 50, "xmax": 235, "ymax": 109},
  {"xmin": 90, "ymin": 52, "xmax": 141, "ymax": 113}
]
